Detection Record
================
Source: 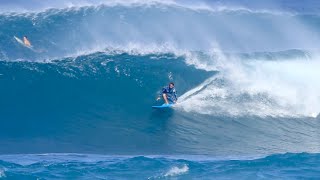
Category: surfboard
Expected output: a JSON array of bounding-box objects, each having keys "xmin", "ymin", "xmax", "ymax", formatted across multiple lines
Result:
[
  {"xmin": 14, "ymin": 36, "xmax": 34, "ymax": 50},
  {"xmin": 152, "ymin": 103, "xmax": 174, "ymax": 109}
]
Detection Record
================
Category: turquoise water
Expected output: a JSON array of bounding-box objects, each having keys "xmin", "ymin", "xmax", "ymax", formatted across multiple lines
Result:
[{"xmin": 1, "ymin": 0, "xmax": 320, "ymax": 179}]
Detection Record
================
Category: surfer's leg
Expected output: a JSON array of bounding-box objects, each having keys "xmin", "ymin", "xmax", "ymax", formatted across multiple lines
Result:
[
  {"xmin": 162, "ymin": 94, "xmax": 169, "ymax": 104},
  {"xmin": 167, "ymin": 97, "xmax": 174, "ymax": 104}
]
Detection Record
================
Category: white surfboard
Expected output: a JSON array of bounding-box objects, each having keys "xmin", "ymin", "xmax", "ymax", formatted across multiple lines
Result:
[
  {"xmin": 14, "ymin": 36, "xmax": 35, "ymax": 51},
  {"xmin": 152, "ymin": 103, "xmax": 174, "ymax": 109}
]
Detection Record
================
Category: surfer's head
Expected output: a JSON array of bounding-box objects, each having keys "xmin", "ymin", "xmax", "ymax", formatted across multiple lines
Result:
[{"xmin": 169, "ymin": 82, "xmax": 174, "ymax": 89}]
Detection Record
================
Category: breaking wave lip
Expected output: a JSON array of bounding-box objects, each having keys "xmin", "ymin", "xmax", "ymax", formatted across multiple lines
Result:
[
  {"xmin": 1, "ymin": 2, "xmax": 318, "ymax": 62},
  {"xmin": 5, "ymin": 39, "xmax": 316, "ymax": 65},
  {"xmin": 0, "ymin": 0, "xmax": 297, "ymax": 16},
  {"xmin": 176, "ymin": 49, "xmax": 320, "ymax": 118}
]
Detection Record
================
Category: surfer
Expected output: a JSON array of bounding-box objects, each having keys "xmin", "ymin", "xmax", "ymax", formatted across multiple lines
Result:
[
  {"xmin": 23, "ymin": 36, "xmax": 31, "ymax": 47},
  {"xmin": 157, "ymin": 82, "xmax": 178, "ymax": 104}
]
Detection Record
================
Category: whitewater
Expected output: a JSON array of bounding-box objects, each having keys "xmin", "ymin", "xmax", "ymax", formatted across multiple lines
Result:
[{"xmin": 1, "ymin": 0, "xmax": 320, "ymax": 179}]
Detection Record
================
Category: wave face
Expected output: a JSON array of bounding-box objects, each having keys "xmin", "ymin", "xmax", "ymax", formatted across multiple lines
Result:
[{"xmin": 1, "ymin": 0, "xmax": 320, "ymax": 178}]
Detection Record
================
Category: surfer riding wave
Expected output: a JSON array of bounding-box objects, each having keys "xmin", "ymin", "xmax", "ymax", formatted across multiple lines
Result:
[
  {"xmin": 23, "ymin": 36, "xmax": 31, "ymax": 47},
  {"xmin": 157, "ymin": 82, "xmax": 178, "ymax": 104}
]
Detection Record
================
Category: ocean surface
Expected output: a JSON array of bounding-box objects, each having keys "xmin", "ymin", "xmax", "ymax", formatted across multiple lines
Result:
[{"xmin": 1, "ymin": 0, "xmax": 320, "ymax": 179}]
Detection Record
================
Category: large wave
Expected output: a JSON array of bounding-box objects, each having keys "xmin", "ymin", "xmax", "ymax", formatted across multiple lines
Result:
[
  {"xmin": 0, "ymin": 1, "xmax": 320, "ymax": 156},
  {"xmin": 1, "ymin": 2, "xmax": 320, "ymax": 60}
]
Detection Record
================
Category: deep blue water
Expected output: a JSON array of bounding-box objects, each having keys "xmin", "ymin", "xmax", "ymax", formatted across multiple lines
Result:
[
  {"xmin": 1, "ymin": 153, "xmax": 320, "ymax": 179},
  {"xmin": 1, "ymin": 0, "xmax": 320, "ymax": 179}
]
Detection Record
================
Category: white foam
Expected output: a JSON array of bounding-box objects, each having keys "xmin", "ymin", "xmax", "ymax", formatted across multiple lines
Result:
[
  {"xmin": 164, "ymin": 164, "xmax": 189, "ymax": 177},
  {"xmin": 178, "ymin": 51, "xmax": 320, "ymax": 118},
  {"xmin": 311, "ymin": 112, "xmax": 318, "ymax": 118},
  {"xmin": 0, "ymin": 169, "xmax": 6, "ymax": 178},
  {"xmin": 0, "ymin": 0, "xmax": 293, "ymax": 15},
  {"xmin": 0, "ymin": 0, "xmax": 174, "ymax": 13}
]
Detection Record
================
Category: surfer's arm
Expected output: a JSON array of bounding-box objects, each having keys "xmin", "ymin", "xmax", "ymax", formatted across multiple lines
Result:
[
  {"xmin": 156, "ymin": 87, "xmax": 168, "ymax": 101},
  {"xmin": 173, "ymin": 92, "xmax": 177, "ymax": 102},
  {"xmin": 172, "ymin": 88, "xmax": 178, "ymax": 102},
  {"xmin": 156, "ymin": 88, "xmax": 164, "ymax": 100}
]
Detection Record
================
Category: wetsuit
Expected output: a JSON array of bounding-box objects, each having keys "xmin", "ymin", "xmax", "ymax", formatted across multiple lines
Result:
[{"xmin": 161, "ymin": 86, "xmax": 178, "ymax": 103}]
